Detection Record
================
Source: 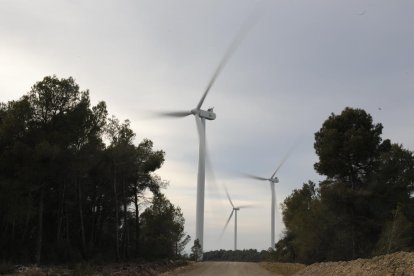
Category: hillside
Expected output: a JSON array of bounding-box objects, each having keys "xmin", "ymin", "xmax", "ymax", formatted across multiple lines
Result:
[{"xmin": 295, "ymin": 251, "xmax": 414, "ymax": 276}]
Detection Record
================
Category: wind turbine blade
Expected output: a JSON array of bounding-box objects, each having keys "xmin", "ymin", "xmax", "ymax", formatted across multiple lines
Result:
[
  {"xmin": 243, "ymin": 173, "xmax": 269, "ymax": 181},
  {"xmin": 204, "ymin": 125, "xmax": 229, "ymax": 220},
  {"xmin": 194, "ymin": 116, "xmax": 203, "ymax": 144},
  {"xmin": 205, "ymin": 139, "xmax": 217, "ymax": 188},
  {"xmin": 155, "ymin": 110, "xmax": 192, "ymax": 118},
  {"xmin": 275, "ymin": 188, "xmax": 279, "ymax": 221},
  {"xmin": 196, "ymin": 8, "xmax": 261, "ymax": 110},
  {"xmin": 219, "ymin": 209, "xmax": 234, "ymax": 239},
  {"xmin": 223, "ymin": 185, "xmax": 235, "ymax": 208},
  {"xmin": 270, "ymin": 143, "xmax": 297, "ymax": 179},
  {"xmin": 238, "ymin": 204, "xmax": 255, "ymax": 209},
  {"xmin": 205, "ymin": 138, "xmax": 227, "ymax": 203}
]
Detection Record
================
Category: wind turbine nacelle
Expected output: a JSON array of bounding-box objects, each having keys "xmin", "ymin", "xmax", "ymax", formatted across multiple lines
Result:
[
  {"xmin": 270, "ymin": 177, "xmax": 279, "ymax": 183},
  {"xmin": 198, "ymin": 109, "xmax": 216, "ymax": 120}
]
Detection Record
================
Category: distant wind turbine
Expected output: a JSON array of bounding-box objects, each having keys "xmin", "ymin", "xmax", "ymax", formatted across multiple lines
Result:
[
  {"xmin": 220, "ymin": 186, "xmax": 252, "ymax": 250},
  {"xmin": 244, "ymin": 147, "xmax": 294, "ymax": 250}
]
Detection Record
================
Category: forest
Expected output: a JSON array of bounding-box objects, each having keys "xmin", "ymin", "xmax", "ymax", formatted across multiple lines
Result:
[
  {"xmin": 276, "ymin": 107, "xmax": 414, "ymax": 264},
  {"xmin": 0, "ymin": 76, "xmax": 190, "ymax": 264}
]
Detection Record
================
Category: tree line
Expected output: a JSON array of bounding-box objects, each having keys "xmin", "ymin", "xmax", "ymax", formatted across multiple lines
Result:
[
  {"xmin": 276, "ymin": 107, "xmax": 414, "ymax": 264},
  {"xmin": 202, "ymin": 249, "xmax": 273, "ymax": 262},
  {"xmin": 0, "ymin": 76, "xmax": 190, "ymax": 264}
]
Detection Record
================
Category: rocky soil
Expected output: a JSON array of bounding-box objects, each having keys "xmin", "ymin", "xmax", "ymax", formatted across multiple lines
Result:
[
  {"xmin": 295, "ymin": 251, "xmax": 414, "ymax": 276},
  {"xmin": 3, "ymin": 259, "xmax": 188, "ymax": 275}
]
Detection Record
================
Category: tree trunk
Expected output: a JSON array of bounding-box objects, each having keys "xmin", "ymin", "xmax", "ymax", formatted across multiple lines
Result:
[
  {"xmin": 35, "ymin": 187, "xmax": 44, "ymax": 264},
  {"xmin": 21, "ymin": 201, "xmax": 32, "ymax": 244},
  {"xmin": 11, "ymin": 217, "xmax": 16, "ymax": 241},
  {"xmin": 89, "ymin": 187, "xmax": 99, "ymax": 251},
  {"xmin": 113, "ymin": 166, "xmax": 120, "ymax": 260},
  {"xmin": 134, "ymin": 184, "xmax": 140, "ymax": 257},
  {"xmin": 351, "ymin": 208, "xmax": 356, "ymax": 259},
  {"xmin": 65, "ymin": 205, "xmax": 70, "ymax": 243},
  {"xmin": 97, "ymin": 195, "xmax": 104, "ymax": 244},
  {"xmin": 387, "ymin": 207, "xmax": 399, "ymax": 253},
  {"xmin": 57, "ymin": 180, "xmax": 66, "ymax": 242},
  {"xmin": 77, "ymin": 176, "xmax": 87, "ymax": 257},
  {"xmin": 122, "ymin": 178, "xmax": 128, "ymax": 259}
]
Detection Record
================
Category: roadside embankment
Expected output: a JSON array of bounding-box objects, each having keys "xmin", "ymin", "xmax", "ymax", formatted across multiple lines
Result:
[{"xmin": 295, "ymin": 251, "xmax": 414, "ymax": 276}]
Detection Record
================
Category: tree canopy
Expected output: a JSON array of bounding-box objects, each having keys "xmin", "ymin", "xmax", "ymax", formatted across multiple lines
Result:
[
  {"xmin": 278, "ymin": 107, "xmax": 414, "ymax": 264},
  {"xmin": 140, "ymin": 194, "xmax": 190, "ymax": 259},
  {"xmin": 0, "ymin": 76, "xmax": 188, "ymax": 264}
]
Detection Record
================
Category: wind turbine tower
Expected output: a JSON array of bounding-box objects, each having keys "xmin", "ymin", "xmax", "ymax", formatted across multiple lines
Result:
[
  {"xmin": 233, "ymin": 207, "xmax": 240, "ymax": 250},
  {"xmin": 221, "ymin": 187, "xmax": 252, "ymax": 250}
]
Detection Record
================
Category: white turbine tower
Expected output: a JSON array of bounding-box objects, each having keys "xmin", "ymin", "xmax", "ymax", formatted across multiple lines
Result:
[
  {"xmin": 220, "ymin": 187, "xmax": 252, "ymax": 251},
  {"xmin": 159, "ymin": 86, "xmax": 216, "ymax": 257},
  {"xmin": 157, "ymin": 14, "xmax": 258, "ymax": 254},
  {"xmin": 245, "ymin": 150, "xmax": 293, "ymax": 250}
]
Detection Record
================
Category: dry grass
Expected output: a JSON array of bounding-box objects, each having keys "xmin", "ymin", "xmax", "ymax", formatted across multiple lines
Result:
[{"xmin": 260, "ymin": 262, "xmax": 306, "ymax": 276}]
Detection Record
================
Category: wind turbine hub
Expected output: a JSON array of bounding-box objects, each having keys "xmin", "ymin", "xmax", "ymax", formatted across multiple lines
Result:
[
  {"xmin": 193, "ymin": 109, "xmax": 216, "ymax": 120},
  {"xmin": 270, "ymin": 177, "xmax": 279, "ymax": 183}
]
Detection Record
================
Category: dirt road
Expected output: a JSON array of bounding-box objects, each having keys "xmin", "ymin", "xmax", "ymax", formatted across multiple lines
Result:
[{"xmin": 162, "ymin": 261, "xmax": 275, "ymax": 276}]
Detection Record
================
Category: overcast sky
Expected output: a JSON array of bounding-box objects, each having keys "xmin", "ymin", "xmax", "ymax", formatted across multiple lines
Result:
[{"xmin": 1, "ymin": 0, "xmax": 414, "ymax": 252}]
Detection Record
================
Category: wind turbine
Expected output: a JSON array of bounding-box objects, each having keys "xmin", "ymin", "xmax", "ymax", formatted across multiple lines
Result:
[
  {"xmin": 220, "ymin": 186, "xmax": 252, "ymax": 251},
  {"xmin": 244, "ymin": 150, "xmax": 293, "ymax": 250},
  {"xmin": 159, "ymin": 81, "xmax": 215, "ymax": 257},
  {"xmin": 157, "ymin": 15, "xmax": 258, "ymax": 253}
]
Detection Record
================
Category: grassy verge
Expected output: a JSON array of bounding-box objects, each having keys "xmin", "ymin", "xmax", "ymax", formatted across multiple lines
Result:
[{"xmin": 6, "ymin": 260, "xmax": 189, "ymax": 275}]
